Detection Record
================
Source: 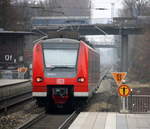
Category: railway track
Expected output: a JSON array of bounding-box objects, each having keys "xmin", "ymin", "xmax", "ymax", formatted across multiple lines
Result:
[
  {"xmin": 0, "ymin": 91, "xmax": 32, "ymax": 111},
  {"xmin": 58, "ymin": 111, "xmax": 79, "ymax": 129},
  {"xmin": 0, "ymin": 80, "xmax": 32, "ymax": 111},
  {"xmin": 17, "ymin": 110, "xmax": 79, "ymax": 129},
  {"xmin": 95, "ymin": 66, "xmax": 113, "ymax": 91}
]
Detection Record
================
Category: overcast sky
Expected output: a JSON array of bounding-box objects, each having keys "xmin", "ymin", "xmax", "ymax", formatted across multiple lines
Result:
[{"xmin": 92, "ymin": 0, "xmax": 123, "ymax": 18}]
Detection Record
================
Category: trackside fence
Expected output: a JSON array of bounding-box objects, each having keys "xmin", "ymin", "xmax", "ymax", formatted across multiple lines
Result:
[
  {"xmin": 0, "ymin": 70, "xmax": 29, "ymax": 79},
  {"xmin": 120, "ymin": 95, "xmax": 150, "ymax": 113}
]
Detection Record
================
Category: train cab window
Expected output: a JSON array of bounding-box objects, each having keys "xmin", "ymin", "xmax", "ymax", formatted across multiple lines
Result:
[{"xmin": 43, "ymin": 49, "xmax": 77, "ymax": 68}]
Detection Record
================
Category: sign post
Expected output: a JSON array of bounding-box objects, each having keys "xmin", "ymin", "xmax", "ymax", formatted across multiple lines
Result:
[
  {"xmin": 17, "ymin": 67, "xmax": 28, "ymax": 79},
  {"xmin": 112, "ymin": 72, "xmax": 131, "ymax": 113},
  {"xmin": 118, "ymin": 84, "xmax": 131, "ymax": 112}
]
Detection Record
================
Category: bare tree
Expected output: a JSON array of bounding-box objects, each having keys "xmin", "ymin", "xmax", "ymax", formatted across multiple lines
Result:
[
  {"xmin": 0, "ymin": 0, "xmax": 30, "ymax": 30},
  {"xmin": 0, "ymin": 0, "xmax": 13, "ymax": 29},
  {"xmin": 121, "ymin": 0, "xmax": 150, "ymax": 17},
  {"xmin": 121, "ymin": 0, "xmax": 150, "ymax": 82}
]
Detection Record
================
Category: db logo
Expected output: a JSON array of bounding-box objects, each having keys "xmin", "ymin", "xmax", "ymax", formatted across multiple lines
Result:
[{"xmin": 56, "ymin": 79, "xmax": 64, "ymax": 84}]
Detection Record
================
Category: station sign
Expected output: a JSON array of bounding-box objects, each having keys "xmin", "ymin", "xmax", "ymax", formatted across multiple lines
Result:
[
  {"xmin": 0, "ymin": 53, "xmax": 15, "ymax": 63},
  {"xmin": 112, "ymin": 72, "xmax": 127, "ymax": 86},
  {"xmin": 118, "ymin": 84, "xmax": 131, "ymax": 97},
  {"xmin": 17, "ymin": 67, "xmax": 28, "ymax": 73}
]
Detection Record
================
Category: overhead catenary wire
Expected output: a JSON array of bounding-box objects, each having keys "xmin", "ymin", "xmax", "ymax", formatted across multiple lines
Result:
[{"xmin": 94, "ymin": 25, "xmax": 108, "ymax": 35}]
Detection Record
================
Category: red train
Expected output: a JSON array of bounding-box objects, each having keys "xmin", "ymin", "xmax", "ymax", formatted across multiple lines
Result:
[{"xmin": 32, "ymin": 38, "xmax": 100, "ymax": 109}]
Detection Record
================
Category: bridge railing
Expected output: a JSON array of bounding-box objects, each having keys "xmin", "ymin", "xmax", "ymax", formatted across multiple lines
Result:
[{"xmin": 31, "ymin": 17, "xmax": 139, "ymax": 28}]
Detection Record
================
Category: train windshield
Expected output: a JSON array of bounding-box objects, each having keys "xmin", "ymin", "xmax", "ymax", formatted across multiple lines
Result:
[{"xmin": 43, "ymin": 49, "xmax": 77, "ymax": 68}]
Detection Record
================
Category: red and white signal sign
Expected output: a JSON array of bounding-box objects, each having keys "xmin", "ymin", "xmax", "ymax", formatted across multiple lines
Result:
[
  {"xmin": 118, "ymin": 84, "xmax": 131, "ymax": 97},
  {"xmin": 112, "ymin": 72, "xmax": 127, "ymax": 86}
]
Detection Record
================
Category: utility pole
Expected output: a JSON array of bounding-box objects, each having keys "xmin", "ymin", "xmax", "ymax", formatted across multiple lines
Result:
[{"xmin": 111, "ymin": 3, "xmax": 115, "ymax": 18}]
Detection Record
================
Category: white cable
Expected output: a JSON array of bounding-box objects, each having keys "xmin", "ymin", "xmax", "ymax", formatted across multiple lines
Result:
[{"xmin": 94, "ymin": 25, "xmax": 108, "ymax": 35}]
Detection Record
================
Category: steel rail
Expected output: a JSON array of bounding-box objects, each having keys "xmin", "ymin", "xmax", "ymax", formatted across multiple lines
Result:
[
  {"xmin": 16, "ymin": 110, "xmax": 77, "ymax": 129},
  {"xmin": 16, "ymin": 111, "xmax": 46, "ymax": 129},
  {"xmin": 0, "ymin": 91, "xmax": 32, "ymax": 111},
  {"xmin": 58, "ymin": 110, "xmax": 80, "ymax": 129}
]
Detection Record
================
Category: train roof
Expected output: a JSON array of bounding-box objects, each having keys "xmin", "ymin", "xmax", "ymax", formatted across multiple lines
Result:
[
  {"xmin": 42, "ymin": 38, "xmax": 80, "ymax": 44},
  {"xmin": 41, "ymin": 38, "xmax": 96, "ymax": 50}
]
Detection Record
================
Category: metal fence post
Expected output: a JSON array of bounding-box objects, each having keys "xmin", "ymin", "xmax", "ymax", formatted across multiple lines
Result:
[{"xmin": 131, "ymin": 89, "xmax": 133, "ymax": 113}]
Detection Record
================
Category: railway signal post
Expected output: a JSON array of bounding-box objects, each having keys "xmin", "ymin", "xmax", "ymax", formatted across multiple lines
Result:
[{"xmin": 112, "ymin": 72, "xmax": 131, "ymax": 113}]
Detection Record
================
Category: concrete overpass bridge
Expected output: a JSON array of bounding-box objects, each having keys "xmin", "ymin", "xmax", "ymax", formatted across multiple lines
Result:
[
  {"xmin": 94, "ymin": 44, "xmax": 118, "ymax": 48},
  {"xmin": 32, "ymin": 17, "xmax": 144, "ymax": 72},
  {"xmin": 89, "ymin": 41, "xmax": 119, "ymax": 48}
]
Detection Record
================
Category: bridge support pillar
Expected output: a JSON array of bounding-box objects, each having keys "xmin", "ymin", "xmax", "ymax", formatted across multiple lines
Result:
[{"xmin": 121, "ymin": 34, "xmax": 128, "ymax": 72}]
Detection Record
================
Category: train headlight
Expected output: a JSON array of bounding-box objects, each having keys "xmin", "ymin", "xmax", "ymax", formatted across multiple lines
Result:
[
  {"xmin": 36, "ymin": 77, "xmax": 43, "ymax": 82},
  {"xmin": 77, "ymin": 77, "xmax": 85, "ymax": 83}
]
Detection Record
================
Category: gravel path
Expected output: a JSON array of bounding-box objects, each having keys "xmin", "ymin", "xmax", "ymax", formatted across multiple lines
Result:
[{"xmin": 85, "ymin": 76, "xmax": 119, "ymax": 112}]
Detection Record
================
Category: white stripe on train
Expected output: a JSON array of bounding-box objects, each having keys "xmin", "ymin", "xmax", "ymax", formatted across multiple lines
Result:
[{"xmin": 32, "ymin": 92, "xmax": 92, "ymax": 97}]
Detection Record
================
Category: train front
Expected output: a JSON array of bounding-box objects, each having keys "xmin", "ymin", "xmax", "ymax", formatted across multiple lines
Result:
[{"xmin": 32, "ymin": 38, "xmax": 88, "ymax": 109}]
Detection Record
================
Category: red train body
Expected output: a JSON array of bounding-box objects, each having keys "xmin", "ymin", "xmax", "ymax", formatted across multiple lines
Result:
[{"xmin": 32, "ymin": 38, "xmax": 100, "ymax": 109}]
